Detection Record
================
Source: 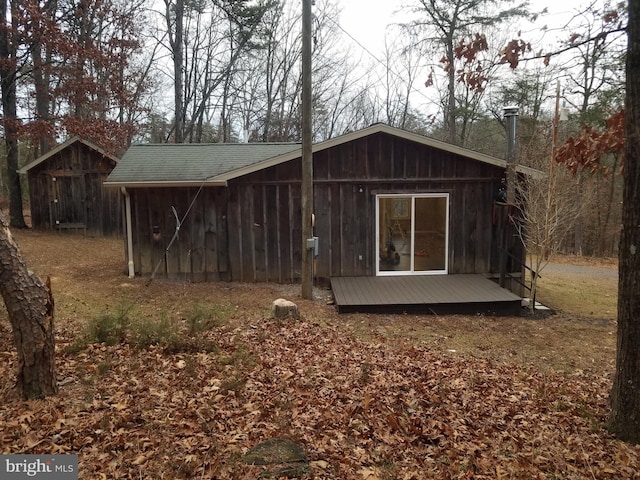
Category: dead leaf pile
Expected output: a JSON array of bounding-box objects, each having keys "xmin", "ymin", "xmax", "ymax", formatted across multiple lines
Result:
[{"xmin": 1, "ymin": 316, "xmax": 638, "ymax": 479}]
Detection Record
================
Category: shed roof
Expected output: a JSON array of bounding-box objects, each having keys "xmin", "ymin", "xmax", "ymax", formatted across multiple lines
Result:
[
  {"xmin": 105, "ymin": 123, "xmax": 540, "ymax": 187},
  {"xmin": 18, "ymin": 136, "xmax": 119, "ymax": 174}
]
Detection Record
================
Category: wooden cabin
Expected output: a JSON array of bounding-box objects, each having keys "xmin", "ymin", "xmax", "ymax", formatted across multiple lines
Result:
[
  {"xmin": 106, "ymin": 124, "xmax": 536, "ymax": 311},
  {"xmin": 19, "ymin": 137, "xmax": 122, "ymax": 236}
]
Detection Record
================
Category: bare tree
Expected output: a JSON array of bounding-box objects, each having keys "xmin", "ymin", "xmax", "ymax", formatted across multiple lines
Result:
[
  {"xmin": 164, "ymin": 0, "xmax": 184, "ymax": 142},
  {"xmin": 253, "ymin": 1, "xmax": 303, "ymax": 141},
  {"xmin": 404, "ymin": 0, "xmax": 528, "ymax": 145},
  {"xmin": 562, "ymin": 4, "xmax": 626, "ymax": 116},
  {"xmin": 376, "ymin": 35, "xmax": 426, "ymax": 130},
  {"xmin": 161, "ymin": 0, "xmax": 275, "ymax": 143},
  {"xmin": 557, "ymin": 4, "xmax": 626, "ymax": 256},
  {"xmin": 515, "ymin": 138, "xmax": 582, "ymax": 309},
  {"xmin": 30, "ymin": 0, "xmax": 57, "ymax": 157},
  {"xmin": 234, "ymin": 0, "xmax": 369, "ymax": 142}
]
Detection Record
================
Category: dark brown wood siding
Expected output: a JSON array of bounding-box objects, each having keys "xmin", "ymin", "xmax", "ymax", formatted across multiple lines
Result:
[
  {"xmin": 129, "ymin": 132, "xmax": 523, "ymax": 284},
  {"xmin": 130, "ymin": 187, "xmax": 229, "ymax": 281},
  {"xmin": 27, "ymin": 142, "xmax": 121, "ymax": 236}
]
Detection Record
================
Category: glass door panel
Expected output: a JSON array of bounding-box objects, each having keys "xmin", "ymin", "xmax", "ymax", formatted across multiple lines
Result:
[
  {"xmin": 413, "ymin": 197, "xmax": 447, "ymax": 272},
  {"xmin": 378, "ymin": 197, "xmax": 412, "ymax": 272}
]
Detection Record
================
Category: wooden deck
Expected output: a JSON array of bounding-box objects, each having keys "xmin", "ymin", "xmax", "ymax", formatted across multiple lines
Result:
[{"xmin": 330, "ymin": 275, "xmax": 522, "ymax": 316}]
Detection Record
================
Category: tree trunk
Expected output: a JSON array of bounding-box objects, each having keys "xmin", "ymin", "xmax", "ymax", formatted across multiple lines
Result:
[
  {"xmin": 33, "ymin": 30, "xmax": 54, "ymax": 157},
  {"xmin": 171, "ymin": 0, "xmax": 184, "ymax": 143},
  {"xmin": 574, "ymin": 174, "xmax": 584, "ymax": 255},
  {"xmin": 0, "ymin": 0, "xmax": 26, "ymax": 228},
  {"xmin": 609, "ymin": 0, "xmax": 640, "ymax": 443},
  {"xmin": 445, "ymin": 40, "xmax": 457, "ymax": 145},
  {"xmin": 0, "ymin": 211, "xmax": 57, "ymax": 399}
]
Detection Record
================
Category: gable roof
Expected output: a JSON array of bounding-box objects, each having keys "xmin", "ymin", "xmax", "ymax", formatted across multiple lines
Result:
[
  {"xmin": 18, "ymin": 136, "xmax": 119, "ymax": 174},
  {"xmin": 105, "ymin": 123, "xmax": 541, "ymax": 187}
]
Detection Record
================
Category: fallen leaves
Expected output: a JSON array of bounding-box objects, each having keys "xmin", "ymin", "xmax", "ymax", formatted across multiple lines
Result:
[
  {"xmin": 0, "ymin": 289, "xmax": 638, "ymax": 478},
  {"xmin": 8, "ymin": 318, "xmax": 637, "ymax": 477}
]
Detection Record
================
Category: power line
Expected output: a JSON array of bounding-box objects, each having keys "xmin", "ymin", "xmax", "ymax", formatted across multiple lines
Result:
[{"xmin": 324, "ymin": 14, "xmax": 437, "ymax": 109}]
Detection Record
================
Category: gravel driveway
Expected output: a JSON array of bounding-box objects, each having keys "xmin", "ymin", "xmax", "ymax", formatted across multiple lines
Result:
[{"xmin": 542, "ymin": 262, "xmax": 618, "ymax": 279}]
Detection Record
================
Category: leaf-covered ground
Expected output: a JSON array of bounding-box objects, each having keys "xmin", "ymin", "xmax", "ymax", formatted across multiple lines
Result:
[{"xmin": 1, "ymin": 231, "xmax": 637, "ymax": 479}]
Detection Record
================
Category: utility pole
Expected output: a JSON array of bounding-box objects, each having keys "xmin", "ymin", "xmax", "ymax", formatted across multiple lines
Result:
[{"xmin": 301, "ymin": 0, "xmax": 313, "ymax": 299}]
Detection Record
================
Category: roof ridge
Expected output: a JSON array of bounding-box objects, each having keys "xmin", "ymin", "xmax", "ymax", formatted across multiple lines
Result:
[{"xmin": 130, "ymin": 142, "xmax": 301, "ymax": 147}]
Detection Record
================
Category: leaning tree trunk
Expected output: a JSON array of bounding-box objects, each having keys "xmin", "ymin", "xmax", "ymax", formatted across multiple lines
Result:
[
  {"xmin": 609, "ymin": 0, "xmax": 640, "ymax": 443},
  {"xmin": 0, "ymin": 211, "xmax": 57, "ymax": 399}
]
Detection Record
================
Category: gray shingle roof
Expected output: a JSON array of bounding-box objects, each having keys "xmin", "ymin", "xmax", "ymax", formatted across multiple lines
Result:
[
  {"xmin": 105, "ymin": 142, "xmax": 301, "ymax": 186},
  {"xmin": 105, "ymin": 124, "xmax": 542, "ymax": 188}
]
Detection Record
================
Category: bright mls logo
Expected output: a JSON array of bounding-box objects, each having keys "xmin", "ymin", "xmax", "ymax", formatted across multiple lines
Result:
[{"xmin": 1, "ymin": 455, "xmax": 78, "ymax": 479}]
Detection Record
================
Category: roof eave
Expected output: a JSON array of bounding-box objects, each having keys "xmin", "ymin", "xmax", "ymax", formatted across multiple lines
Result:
[
  {"xmin": 515, "ymin": 164, "xmax": 545, "ymax": 178},
  {"xmin": 19, "ymin": 136, "xmax": 119, "ymax": 174},
  {"xmin": 104, "ymin": 180, "xmax": 227, "ymax": 188}
]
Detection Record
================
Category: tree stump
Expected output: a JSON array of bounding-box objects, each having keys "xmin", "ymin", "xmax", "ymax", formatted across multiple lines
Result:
[
  {"xmin": 271, "ymin": 298, "xmax": 299, "ymax": 320},
  {"xmin": 244, "ymin": 437, "xmax": 309, "ymax": 478}
]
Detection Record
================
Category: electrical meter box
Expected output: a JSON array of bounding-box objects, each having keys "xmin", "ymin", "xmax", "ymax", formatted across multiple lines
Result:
[{"xmin": 306, "ymin": 236, "xmax": 319, "ymax": 257}]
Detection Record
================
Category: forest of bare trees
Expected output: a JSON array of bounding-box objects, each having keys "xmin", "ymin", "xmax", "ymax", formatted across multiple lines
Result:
[{"xmin": 0, "ymin": 0, "xmax": 628, "ymax": 247}]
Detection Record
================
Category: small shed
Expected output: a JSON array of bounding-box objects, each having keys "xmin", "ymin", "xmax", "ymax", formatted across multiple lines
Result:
[
  {"xmin": 19, "ymin": 137, "xmax": 122, "ymax": 236},
  {"xmin": 105, "ymin": 124, "xmax": 535, "ymax": 296}
]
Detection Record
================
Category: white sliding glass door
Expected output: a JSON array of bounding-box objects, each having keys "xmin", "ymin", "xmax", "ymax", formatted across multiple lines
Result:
[{"xmin": 376, "ymin": 194, "xmax": 449, "ymax": 275}]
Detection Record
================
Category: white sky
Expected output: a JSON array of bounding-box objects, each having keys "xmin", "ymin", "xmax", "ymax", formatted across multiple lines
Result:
[
  {"xmin": 339, "ymin": 0, "xmax": 398, "ymax": 53},
  {"xmin": 334, "ymin": 0, "xmax": 606, "ymax": 117},
  {"xmin": 338, "ymin": 0, "xmax": 595, "ymax": 56}
]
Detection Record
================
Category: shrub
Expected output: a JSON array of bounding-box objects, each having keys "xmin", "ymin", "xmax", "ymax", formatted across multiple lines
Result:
[
  {"xmin": 66, "ymin": 301, "xmax": 229, "ymax": 354},
  {"xmin": 130, "ymin": 314, "xmax": 177, "ymax": 350},
  {"xmin": 185, "ymin": 302, "xmax": 229, "ymax": 336},
  {"xmin": 85, "ymin": 303, "xmax": 132, "ymax": 345}
]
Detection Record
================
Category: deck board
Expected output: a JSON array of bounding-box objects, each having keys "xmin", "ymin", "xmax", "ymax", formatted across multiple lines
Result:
[{"xmin": 331, "ymin": 275, "xmax": 522, "ymax": 315}]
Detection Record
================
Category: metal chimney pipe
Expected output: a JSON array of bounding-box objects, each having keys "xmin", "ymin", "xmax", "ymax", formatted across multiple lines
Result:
[{"xmin": 503, "ymin": 106, "xmax": 519, "ymax": 204}]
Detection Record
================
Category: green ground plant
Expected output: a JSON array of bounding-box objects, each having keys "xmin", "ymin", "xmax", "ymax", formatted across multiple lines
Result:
[
  {"xmin": 67, "ymin": 301, "xmax": 233, "ymax": 354},
  {"xmin": 130, "ymin": 313, "xmax": 178, "ymax": 350},
  {"xmin": 184, "ymin": 302, "xmax": 229, "ymax": 336},
  {"xmin": 82, "ymin": 302, "xmax": 133, "ymax": 346}
]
